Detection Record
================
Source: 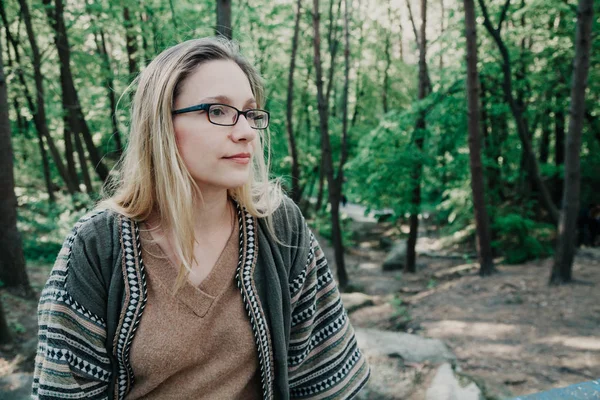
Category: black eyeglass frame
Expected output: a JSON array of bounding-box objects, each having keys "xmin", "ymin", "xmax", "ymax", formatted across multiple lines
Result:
[{"xmin": 171, "ymin": 103, "xmax": 270, "ymax": 129}]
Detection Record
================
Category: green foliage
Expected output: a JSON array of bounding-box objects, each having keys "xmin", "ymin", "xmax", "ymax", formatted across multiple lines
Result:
[
  {"xmin": 17, "ymin": 190, "xmax": 95, "ymax": 263},
  {"xmin": 492, "ymin": 212, "xmax": 555, "ymax": 264}
]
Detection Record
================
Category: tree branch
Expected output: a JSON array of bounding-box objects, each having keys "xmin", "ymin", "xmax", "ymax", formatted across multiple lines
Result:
[
  {"xmin": 406, "ymin": 0, "xmax": 420, "ymax": 48},
  {"xmin": 497, "ymin": 0, "xmax": 512, "ymax": 32}
]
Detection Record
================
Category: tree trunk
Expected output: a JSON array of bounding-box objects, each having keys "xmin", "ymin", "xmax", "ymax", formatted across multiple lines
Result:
[
  {"xmin": 0, "ymin": 300, "xmax": 11, "ymax": 344},
  {"xmin": 216, "ymin": 0, "xmax": 232, "ymax": 39},
  {"xmin": 405, "ymin": 0, "xmax": 428, "ymax": 273},
  {"xmin": 324, "ymin": 0, "xmax": 343, "ymax": 110},
  {"xmin": 0, "ymin": 39, "xmax": 31, "ymax": 295},
  {"xmin": 0, "ymin": 9, "xmax": 55, "ymax": 202},
  {"xmin": 336, "ymin": 0, "xmax": 351, "ymax": 208},
  {"xmin": 44, "ymin": 0, "xmax": 109, "ymax": 183},
  {"xmin": 312, "ymin": 0, "xmax": 348, "ymax": 290},
  {"xmin": 539, "ymin": 96, "xmax": 551, "ymax": 164},
  {"xmin": 550, "ymin": 0, "xmax": 594, "ymax": 285},
  {"xmin": 382, "ymin": 0, "xmax": 392, "ymax": 113},
  {"xmin": 73, "ymin": 125, "xmax": 93, "ymax": 193},
  {"xmin": 63, "ymin": 114, "xmax": 80, "ymax": 188},
  {"xmin": 553, "ymin": 84, "xmax": 567, "ymax": 204},
  {"xmin": 37, "ymin": 134, "xmax": 55, "ymax": 202},
  {"xmin": 464, "ymin": 0, "xmax": 495, "ymax": 276},
  {"xmin": 123, "ymin": 6, "xmax": 139, "ymax": 77},
  {"xmin": 96, "ymin": 29, "xmax": 123, "ymax": 156},
  {"xmin": 13, "ymin": 0, "xmax": 77, "ymax": 194},
  {"xmin": 478, "ymin": 0, "xmax": 558, "ymax": 223},
  {"xmin": 286, "ymin": 0, "xmax": 302, "ymax": 203}
]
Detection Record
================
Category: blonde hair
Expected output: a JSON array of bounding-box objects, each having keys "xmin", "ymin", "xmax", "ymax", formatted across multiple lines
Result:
[{"xmin": 100, "ymin": 37, "xmax": 283, "ymax": 291}]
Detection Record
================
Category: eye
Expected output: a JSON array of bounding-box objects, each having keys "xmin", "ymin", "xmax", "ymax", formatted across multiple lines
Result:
[{"xmin": 209, "ymin": 106, "xmax": 226, "ymax": 116}]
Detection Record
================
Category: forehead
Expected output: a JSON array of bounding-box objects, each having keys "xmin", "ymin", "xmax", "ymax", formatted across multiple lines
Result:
[{"xmin": 176, "ymin": 59, "xmax": 255, "ymax": 106}]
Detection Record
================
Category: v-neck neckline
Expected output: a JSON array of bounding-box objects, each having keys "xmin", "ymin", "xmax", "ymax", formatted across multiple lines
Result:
[{"xmin": 138, "ymin": 202, "xmax": 240, "ymax": 317}]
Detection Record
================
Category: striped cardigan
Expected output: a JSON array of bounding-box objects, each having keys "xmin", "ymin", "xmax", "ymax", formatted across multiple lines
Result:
[{"xmin": 32, "ymin": 197, "xmax": 370, "ymax": 399}]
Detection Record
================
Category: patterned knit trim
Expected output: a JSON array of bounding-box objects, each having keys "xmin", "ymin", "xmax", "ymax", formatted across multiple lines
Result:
[
  {"xmin": 113, "ymin": 216, "xmax": 148, "ymax": 400},
  {"xmin": 234, "ymin": 202, "xmax": 274, "ymax": 400},
  {"xmin": 287, "ymin": 231, "xmax": 370, "ymax": 399},
  {"xmin": 32, "ymin": 210, "xmax": 110, "ymax": 399}
]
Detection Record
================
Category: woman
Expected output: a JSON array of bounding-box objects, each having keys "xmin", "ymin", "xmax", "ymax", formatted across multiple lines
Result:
[{"xmin": 32, "ymin": 37, "xmax": 369, "ymax": 399}]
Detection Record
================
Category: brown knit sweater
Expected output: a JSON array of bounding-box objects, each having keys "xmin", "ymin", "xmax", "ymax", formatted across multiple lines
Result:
[{"xmin": 125, "ymin": 221, "xmax": 261, "ymax": 400}]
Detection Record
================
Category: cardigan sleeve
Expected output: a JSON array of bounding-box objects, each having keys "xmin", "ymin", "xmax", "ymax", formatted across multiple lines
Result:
[
  {"xmin": 287, "ymin": 226, "xmax": 370, "ymax": 399},
  {"xmin": 32, "ymin": 211, "xmax": 113, "ymax": 400}
]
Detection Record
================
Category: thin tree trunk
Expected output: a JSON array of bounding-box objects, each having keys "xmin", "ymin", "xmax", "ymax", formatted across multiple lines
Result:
[
  {"xmin": 325, "ymin": 0, "xmax": 343, "ymax": 110},
  {"xmin": 0, "ymin": 11, "xmax": 55, "ymax": 202},
  {"xmin": 14, "ymin": 0, "xmax": 77, "ymax": 194},
  {"xmin": 0, "ymin": 300, "xmax": 11, "ymax": 344},
  {"xmin": 37, "ymin": 134, "xmax": 55, "ymax": 202},
  {"xmin": 464, "ymin": 0, "xmax": 495, "ymax": 276},
  {"xmin": 63, "ymin": 114, "xmax": 79, "ymax": 188},
  {"xmin": 73, "ymin": 125, "xmax": 93, "ymax": 193},
  {"xmin": 312, "ymin": 0, "xmax": 348, "ymax": 290},
  {"xmin": 405, "ymin": 0, "xmax": 428, "ymax": 273},
  {"xmin": 123, "ymin": 6, "xmax": 138, "ymax": 77},
  {"xmin": 286, "ymin": 0, "xmax": 302, "ymax": 203},
  {"xmin": 553, "ymin": 84, "xmax": 567, "ymax": 204},
  {"xmin": 0, "ymin": 39, "xmax": 31, "ymax": 295},
  {"xmin": 550, "ymin": 0, "xmax": 594, "ymax": 285},
  {"xmin": 97, "ymin": 29, "xmax": 123, "ymax": 156},
  {"xmin": 216, "ymin": 0, "xmax": 232, "ymax": 39},
  {"xmin": 44, "ymin": 0, "xmax": 109, "ymax": 183},
  {"xmin": 382, "ymin": 0, "xmax": 392, "ymax": 113},
  {"xmin": 439, "ymin": 0, "xmax": 444, "ymax": 70},
  {"xmin": 478, "ymin": 0, "xmax": 558, "ymax": 223},
  {"xmin": 336, "ymin": 0, "xmax": 351, "ymax": 206}
]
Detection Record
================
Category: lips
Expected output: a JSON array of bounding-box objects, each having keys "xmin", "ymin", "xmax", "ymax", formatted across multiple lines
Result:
[
  {"xmin": 224, "ymin": 153, "xmax": 252, "ymax": 164},
  {"xmin": 224, "ymin": 153, "xmax": 251, "ymax": 159}
]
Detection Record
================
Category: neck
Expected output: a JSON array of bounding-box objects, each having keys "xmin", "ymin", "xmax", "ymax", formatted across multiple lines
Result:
[{"xmin": 191, "ymin": 189, "xmax": 232, "ymax": 236}]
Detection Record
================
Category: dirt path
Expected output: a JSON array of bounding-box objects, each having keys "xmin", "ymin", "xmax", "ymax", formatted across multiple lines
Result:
[{"xmin": 332, "ymin": 222, "xmax": 600, "ymax": 398}]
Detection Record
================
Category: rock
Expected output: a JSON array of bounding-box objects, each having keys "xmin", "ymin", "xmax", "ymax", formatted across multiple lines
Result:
[
  {"xmin": 425, "ymin": 363, "xmax": 483, "ymax": 400},
  {"xmin": 0, "ymin": 373, "xmax": 33, "ymax": 400},
  {"xmin": 355, "ymin": 328, "xmax": 455, "ymax": 364},
  {"xmin": 382, "ymin": 241, "xmax": 407, "ymax": 271},
  {"xmin": 341, "ymin": 293, "xmax": 375, "ymax": 313},
  {"xmin": 354, "ymin": 328, "xmax": 456, "ymax": 400}
]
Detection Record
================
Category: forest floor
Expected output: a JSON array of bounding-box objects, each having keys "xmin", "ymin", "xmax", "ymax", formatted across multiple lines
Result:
[
  {"xmin": 323, "ymin": 215, "xmax": 600, "ymax": 399},
  {"xmin": 1, "ymin": 211, "xmax": 600, "ymax": 399}
]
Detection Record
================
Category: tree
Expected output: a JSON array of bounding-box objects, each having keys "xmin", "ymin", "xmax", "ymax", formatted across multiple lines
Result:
[
  {"xmin": 0, "ymin": 37, "xmax": 31, "ymax": 295},
  {"xmin": 477, "ymin": 0, "xmax": 559, "ymax": 223},
  {"xmin": 13, "ymin": 0, "xmax": 78, "ymax": 195},
  {"xmin": 464, "ymin": 0, "xmax": 495, "ymax": 276},
  {"xmin": 312, "ymin": 0, "xmax": 349, "ymax": 290},
  {"xmin": 405, "ymin": 0, "xmax": 429, "ymax": 273},
  {"xmin": 550, "ymin": 0, "xmax": 594, "ymax": 284},
  {"xmin": 286, "ymin": 0, "xmax": 303, "ymax": 203},
  {"xmin": 216, "ymin": 0, "xmax": 232, "ymax": 39},
  {"xmin": 43, "ymin": 0, "xmax": 109, "ymax": 185}
]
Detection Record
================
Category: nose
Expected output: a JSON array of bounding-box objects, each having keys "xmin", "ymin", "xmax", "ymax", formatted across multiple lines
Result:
[{"xmin": 230, "ymin": 114, "xmax": 257, "ymax": 143}]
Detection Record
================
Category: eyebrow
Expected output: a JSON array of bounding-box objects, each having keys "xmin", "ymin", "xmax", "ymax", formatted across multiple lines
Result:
[{"xmin": 199, "ymin": 95, "xmax": 257, "ymax": 107}]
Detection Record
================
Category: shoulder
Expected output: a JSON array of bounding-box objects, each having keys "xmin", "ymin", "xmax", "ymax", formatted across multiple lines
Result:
[
  {"xmin": 71, "ymin": 208, "xmax": 122, "ymax": 243},
  {"xmin": 267, "ymin": 195, "xmax": 309, "ymax": 245}
]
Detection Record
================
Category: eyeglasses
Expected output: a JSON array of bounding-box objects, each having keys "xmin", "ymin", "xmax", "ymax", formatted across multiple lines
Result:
[{"xmin": 172, "ymin": 103, "xmax": 270, "ymax": 129}]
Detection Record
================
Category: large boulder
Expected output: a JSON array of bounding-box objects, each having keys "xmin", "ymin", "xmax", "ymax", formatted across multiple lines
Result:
[
  {"xmin": 341, "ymin": 292, "xmax": 375, "ymax": 313},
  {"xmin": 354, "ymin": 328, "xmax": 456, "ymax": 400},
  {"xmin": 382, "ymin": 241, "xmax": 408, "ymax": 271},
  {"xmin": 426, "ymin": 363, "xmax": 483, "ymax": 400},
  {"xmin": 0, "ymin": 373, "xmax": 33, "ymax": 400}
]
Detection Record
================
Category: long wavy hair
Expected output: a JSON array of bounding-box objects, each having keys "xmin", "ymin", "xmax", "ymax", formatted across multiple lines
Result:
[{"xmin": 101, "ymin": 37, "xmax": 283, "ymax": 291}]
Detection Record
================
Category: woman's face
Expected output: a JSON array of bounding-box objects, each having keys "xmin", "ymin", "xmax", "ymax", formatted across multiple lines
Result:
[{"xmin": 172, "ymin": 59, "xmax": 258, "ymax": 193}]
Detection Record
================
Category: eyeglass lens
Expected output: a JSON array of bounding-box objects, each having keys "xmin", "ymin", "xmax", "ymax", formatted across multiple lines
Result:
[{"xmin": 208, "ymin": 104, "xmax": 268, "ymax": 129}]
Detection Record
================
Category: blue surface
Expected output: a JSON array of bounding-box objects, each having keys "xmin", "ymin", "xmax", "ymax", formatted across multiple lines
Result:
[{"xmin": 513, "ymin": 380, "xmax": 600, "ymax": 399}]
